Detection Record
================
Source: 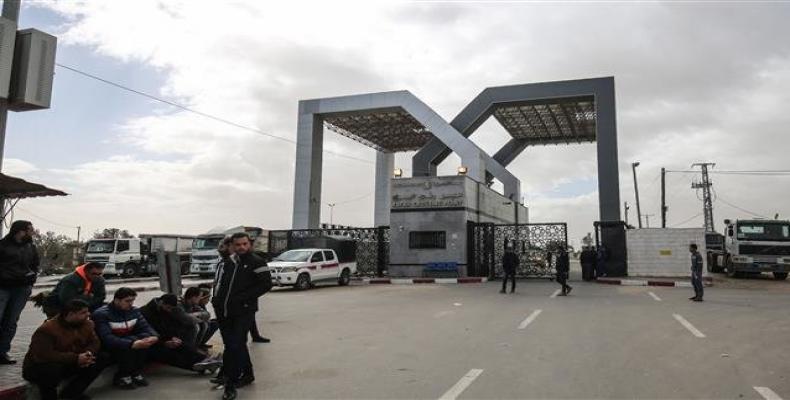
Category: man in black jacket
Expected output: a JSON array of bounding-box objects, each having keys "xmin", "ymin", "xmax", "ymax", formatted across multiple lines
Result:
[
  {"xmin": 0, "ymin": 220, "xmax": 39, "ymax": 364},
  {"xmin": 501, "ymin": 244, "xmax": 519, "ymax": 294},
  {"xmin": 43, "ymin": 262, "xmax": 106, "ymax": 318},
  {"xmin": 212, "ymin": 232, "xmax": 272, "ymax": 400},
  {"xmin": 556, "ymin": 247, "xmax": 573, "ymax": 296}
]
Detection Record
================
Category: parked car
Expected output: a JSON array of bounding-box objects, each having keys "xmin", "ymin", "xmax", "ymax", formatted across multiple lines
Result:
[{"xmin": 268, "ymin": 248, "xmax": 356, "ymax": 290}]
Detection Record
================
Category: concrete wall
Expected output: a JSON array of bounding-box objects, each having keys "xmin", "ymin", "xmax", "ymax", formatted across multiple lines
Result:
[{"xmin": 626, "ymin": 228, "xmax": 707, "ymax": 277}]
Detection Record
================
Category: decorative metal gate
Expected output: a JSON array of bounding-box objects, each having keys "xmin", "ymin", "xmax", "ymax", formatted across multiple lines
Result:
[
  {"xmin": 268, "ymin": 227, "xmax": 389, "ymax": 276},
  {"xmin": 468, "ymin": 222, "xmax": 568, "ymax": 278}
]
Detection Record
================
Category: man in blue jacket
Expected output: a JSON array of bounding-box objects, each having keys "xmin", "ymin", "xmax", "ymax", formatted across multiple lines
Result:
[{"xmin": 92, "ymin": 287, "xmax": 159, "ymax": 389}]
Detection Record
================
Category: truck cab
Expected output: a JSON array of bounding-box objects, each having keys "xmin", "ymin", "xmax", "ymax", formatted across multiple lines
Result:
[
  {"xmin": 85, "ymin": 238, "xmax": 142, "ymax": 277},
  {"xmin": 190, "ymin": 234, "xmax": 224, "ymax": 278},
  {"xmin": 718, "ymin": 219, "xmax": 790, "ymax": 280}
]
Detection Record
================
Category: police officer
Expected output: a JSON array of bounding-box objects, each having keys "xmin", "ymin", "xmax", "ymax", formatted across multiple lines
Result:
[
  {"xmin": 689, "ymin": 243, "xmax": 704, "ymax": 302},
  {"xmin": 212, "ymin": 233, "xmax": 272, "ymax": 400},
  {"xmin": 501, "ymin": 243, "xmax": 519, "ymax": 294},
  {"xmin": 556, "ymin": 247, "xmax": 572, "ymax": 296}
]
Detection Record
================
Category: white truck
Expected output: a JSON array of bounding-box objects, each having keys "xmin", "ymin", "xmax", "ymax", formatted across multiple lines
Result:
[
  {"xmin": 268, "ymin": 248, "xmax": 356, "ymax": 290},
  {"xmin": 84, "ymin": 234, "xmax": 195, "ymax": 278},
  {"xmin": 190, "ymin": 226, "xmax": 270, "ymax": 278},
  {"xmin": 709, "ymin": 219, "xmax": 790, "ymax": 280}
]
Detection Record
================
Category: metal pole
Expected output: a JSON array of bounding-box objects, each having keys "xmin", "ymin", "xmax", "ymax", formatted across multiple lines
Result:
[
  {"xmin": 0, "ymin": 0, "xmax": 21, "ymax": 238},
  {"xmin": 661, "ymin": 167, "xmax": 667, "ymax": 228},
  {"xmin": 624, "ymin": 201, "xmax": 629, "ymax": 226},
  {"xmin": 328, "ymin": 203, "xmax": 335, "ymax": 225},
  {"xmin": 632, "ymin": 162, "xmax": 642, "ymax": 228}
]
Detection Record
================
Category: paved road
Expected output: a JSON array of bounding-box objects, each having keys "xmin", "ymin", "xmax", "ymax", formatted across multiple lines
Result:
[{"xmin": 53, "ymin": 277, "xmax": 790, "ymax": 400}]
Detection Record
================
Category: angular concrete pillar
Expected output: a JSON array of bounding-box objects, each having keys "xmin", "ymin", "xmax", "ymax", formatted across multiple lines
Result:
[
  {"xmin": 595, "ymin": 81, "xmax": 621, "ymax": 222},
  {"xmin": 292, "ymin": 101, "xmax": 323, "ymax": 229},
  {"xmin": 374, "ymin": 151, "xmax": 394, "ymax": 227}
]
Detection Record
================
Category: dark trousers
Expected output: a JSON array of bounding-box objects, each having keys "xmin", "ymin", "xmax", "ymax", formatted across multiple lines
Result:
[
  {"xmin": 23, "ymin": 353, "xmax": 110, "ymax": 400},
  {"xmin": 0, "ymin": 285, "xmax": 32, "ymax": 355},
  {"xmin": 149, "ymin": 343, "xmax": 205, "ymax": 371},
  {"xmin": 692, "ymin": 272, "xmax": 704, "ymax": 299},
  {"xmin": 501, "ymin": 270, "xmax": 516, "ymax": 292},
  {"xmin": 249, "ymin": 314, "xmax": 263, "ymax": 340},
  {"xmin": 219, "ymin": 312, "xmax": 254, "ymax": 387},
  {"xmin": 202, "ymin": 320, "xmax": 219, "ymax": 345},
  {"xmin": 557, "ymin": 273, "xmax": 572, "ymax": 293},
  {"xmin": 109, "ymin": 348, "xmax": 148, "ymax": 379}
]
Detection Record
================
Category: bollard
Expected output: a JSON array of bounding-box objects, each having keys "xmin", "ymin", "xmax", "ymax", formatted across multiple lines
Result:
[{"xmin": 157, "ymin": 250, "xmax": 183, "ymax": 295}]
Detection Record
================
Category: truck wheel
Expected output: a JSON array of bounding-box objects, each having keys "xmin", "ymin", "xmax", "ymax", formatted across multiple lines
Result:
[
  {"xmin": 338, "ymin": 268, "xmax": 351, "ymax": 286},
  {"xmin": 295, "ymin": 273, "xmax": 311, "ymax": 291},
  {"xmin": 706, "ymin": 253, "xmax": 714, "ymax": 273},
  {"xmin": 773, "ymin": 272, "xmax": 788, "ymax": 280},
  {"xmin": 725, "ymin": 258, "xmax": 740, "ymax": 278},
  {"xmin": 122, "ymin": 263, "xmax": 138, "ymax": 278},
  {"xmin": 180, "ymin": 261, "xmax": 190, "ymax": 275}
]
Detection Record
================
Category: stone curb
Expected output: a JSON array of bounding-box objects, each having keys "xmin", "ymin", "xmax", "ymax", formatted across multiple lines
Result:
[
  {"xmin": 596, "ymin": 277, "xmax": 713, "ymax": 287},
  {"xmin": 351, "ymin": 277, "xmax": 488, "ymax": 285}
]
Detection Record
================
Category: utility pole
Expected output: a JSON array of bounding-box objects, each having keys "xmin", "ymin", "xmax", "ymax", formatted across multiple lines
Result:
[
  {"xmin": 661, "ymin": 167, "xmax": 667, "ymax": 228},
  {"xmin": 643, "ymin": 214, "xmax": 655, "ymax": 228},
  {"xmin": 76, "ymin": 226, "xmax": 81, "ymax": 243},
  {"xmin": 0, "ymin": 0, "xmax": 20, "ymax": 238},
  {"xmin": 691, "ymin": 162, "xmax": 716, "ymax": 232},
  {"xmin": 632, "ymin": 162, "xmax": 643, "ymax": 228},
  {"xmin": 624, "ymin": 201, "xmax": 630, "ymax": 226}
]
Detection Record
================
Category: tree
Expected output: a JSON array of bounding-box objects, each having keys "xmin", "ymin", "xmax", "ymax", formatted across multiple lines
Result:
[
  {"xmin": 93, "ymin": 228, "xmax": 134, "ymax": 239},
  {"xmin": 33, "ymin": 230, "xmax": 79, "ymax": 272}
]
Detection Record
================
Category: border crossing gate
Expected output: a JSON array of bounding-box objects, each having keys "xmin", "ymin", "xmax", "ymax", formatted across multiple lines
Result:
[{"xmin": 468, "ymin": 222, "xmax": 568, "ymax": 279}]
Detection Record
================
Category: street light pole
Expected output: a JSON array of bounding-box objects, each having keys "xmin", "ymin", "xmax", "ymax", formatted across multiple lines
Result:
[
  {"xmin": 632, "ymin": 162, "xmax": 643, "ymax": 229},
  {"xmin": 328, "ymin": 203, "xmax": 336, "ymax": 226}
]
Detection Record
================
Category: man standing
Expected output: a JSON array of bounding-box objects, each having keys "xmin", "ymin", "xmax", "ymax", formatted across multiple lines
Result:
[
  {"xmin": 500, "ymin": 244, "xmax": 519, "ymax": 294},
  {"xmin": 689, "ymin": 243, "xmax": 704, "ymax": 302},
  {"xmin": 43, "ymin": 262, "xmax": 106, "ymax": 318},
  {"xmin": 212, "ymin": 233, "xmax": 272, "ymax": 400},
  {"xmin": 0, "ymin": 220, "xmax": 39, "ymax": 364},
  {"xmin": 23, "ymin": 299, "xmax": 109, "ymax": 400},
  {"xmin": 92, "ymin": 287, "xmax": 159, "ymax": 389},
  {"xmin": 556, "ymin": 247, "xmax": 573, "ymax": 296},
  {"xmin": 580, "ymin": 246, "xmax": 596, "ymax": 282}
]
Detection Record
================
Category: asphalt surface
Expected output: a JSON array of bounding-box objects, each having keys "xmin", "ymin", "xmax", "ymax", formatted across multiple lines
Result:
[{"xmin": 41, "ymin": 275, "xmax": 788, "ymax": 400}]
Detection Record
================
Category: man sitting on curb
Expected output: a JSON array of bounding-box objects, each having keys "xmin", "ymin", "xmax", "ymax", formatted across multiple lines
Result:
[
  {"xmin": 181, "ymin": 287, "xmax": 218, "ymax": 350},
  {"xmin": 23, "ymin": 299, "xmax": 109, "ymax": 400},
  {"xmin": 140, "ymin": 293, "xmax": 221, "ymax": 374},
  {"xmin": 43, "ymin": 263, "xmax": 106, "ymax": 318},
  {"xmin": 92, "ymin": 287, "xmax": 158, "ymax": 390}
]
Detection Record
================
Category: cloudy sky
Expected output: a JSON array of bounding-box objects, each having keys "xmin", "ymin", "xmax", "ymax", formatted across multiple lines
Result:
[{"xmin": 3, "ymin": 0, "xmax": 790, "ymax": 246}]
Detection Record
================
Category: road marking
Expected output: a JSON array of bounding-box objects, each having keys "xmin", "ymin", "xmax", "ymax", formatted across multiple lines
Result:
[
  {"xmin": 518, "ymin": 309, "xmax": 543, "ymax": 330},
  {"xmin": 673, "ymin": 313, "xmax": 706, "ymax": 338},
  {"xmin": 439, "ymin": 369, "xmax": 484, "ymax": 400},
  {"xmin": 550, "ymin": 289, "xmax": 561, "ymax": 298},
  {"xmin": 648, "ymin": 291, "xmax": 662, "ymax": 301},
  {"xmin": 754, "ymin": 387, "xmax": 783, "ymax": 400}
]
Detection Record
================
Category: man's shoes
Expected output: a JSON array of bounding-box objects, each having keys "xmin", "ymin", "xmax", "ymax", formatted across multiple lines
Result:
[
  {"xmin": 499, "ymin": 289, "xmax": 506, "ymax": 294},
  {"xmin": 222, "ymin": 386, "xmax": 237, "ymax": 400},
  {"xmin": 113, "ymin": 376, "xmax": 136, "ymax": 390},
  {"xmin": 566, "ymin": 286, "xmax": 573, "ymax": 295},
  {"xmin": 131, "ymin": 374, "xmax": 149, "ymax": 387},
  {"xmin": 0, "ymin": 354, "xmax": 16, "ymax": 365},
  {"xmin": 251, "ymin": 336, "xmax": 270, "ymax": 343},
  {"xmin": 237, "ymin": 374, "xmax": 255, "ymax": 388},
  {"xmin": 558, "ymin": 292, "xmax": 567, "ymax": 296},
  {"xmin": 693, "ymin": 298, "xmax": 704, "ymax": 302},
  {"xmin": 193, "ymin": 357, "xmax": 223, "ymax": 374},
  {"xmin": 210, "ymin": 375, "xmax": 225, "ymax": 385},
  {"xmin": 509, "ymin": 290, "xmax": 515, "ymax": 294}
]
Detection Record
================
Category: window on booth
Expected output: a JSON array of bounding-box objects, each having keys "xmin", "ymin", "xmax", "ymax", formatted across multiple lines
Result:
[{"xmin": 409, "ymin": 231, "xmax": 447, "ymax": 249}]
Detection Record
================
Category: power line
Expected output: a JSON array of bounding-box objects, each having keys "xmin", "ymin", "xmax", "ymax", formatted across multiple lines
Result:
[
  {"xmin": 331, "ymin": 192, "xmax": 374, "ymax": 206},
  {"xmin": 670, "ymin": 212, "xmax": 703, "ymax": 228},
  {"xmin": 666, "ymin": 169, "xmax": 790, "ymax": 176},
  {"xmin": 715, "ymin": 195, "xmax": 768, "ymax": 219},
  {"xmin": 55, "ymin": 63, "xmax": 375, "ymax": 165},
  {"xmin": 13, "ymin": 205, "xmax": 79, "ymax": 229}
]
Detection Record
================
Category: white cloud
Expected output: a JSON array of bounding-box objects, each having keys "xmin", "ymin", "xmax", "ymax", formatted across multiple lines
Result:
[
  {"xmin": 14, "ymin": 0, "xmax": 790, "ymax": 243},
  {"xmin": 2, "ymin": 158, "xmax": 38, "ymax": 174}
]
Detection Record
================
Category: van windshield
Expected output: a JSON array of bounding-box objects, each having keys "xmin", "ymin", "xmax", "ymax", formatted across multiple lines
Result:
[
  {"xmin": 193, "ymin": 237, "xmax": 222, "ymax": 250},
  {"xmin": 273, "ymin": 250, "xmax": 313, "ymax": 262}
]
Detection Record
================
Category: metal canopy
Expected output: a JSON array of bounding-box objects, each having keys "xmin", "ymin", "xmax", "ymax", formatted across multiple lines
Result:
[
  {"xmin": 0, "ymin": 173, "xmax": 67, "ymax": 199},
  {"xmin": 491, "ymin": 96, "xmax": 596, "ymax": 145},
  {"xmin": 323, "ymin": 107, "xmax": 433, "ymax": 152}
]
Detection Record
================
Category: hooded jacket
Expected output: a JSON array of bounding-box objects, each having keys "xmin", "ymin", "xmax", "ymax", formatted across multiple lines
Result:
[
  {"xmin": 44, "ymin": 265, "xmax": 107, "ymax": 312},
  {"xmin": 22, "ymin": 316, "xmax": 100, "ymax": 370}
]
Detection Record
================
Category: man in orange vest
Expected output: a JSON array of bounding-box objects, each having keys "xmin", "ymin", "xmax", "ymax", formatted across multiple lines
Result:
[{"xmin": 44, "ymin": 263, "xmax": 107, "ymax": 318}]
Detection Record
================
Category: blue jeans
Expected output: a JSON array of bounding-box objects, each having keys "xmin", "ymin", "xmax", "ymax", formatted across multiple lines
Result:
[{"xmin": 0, "ymin": 285, "xmax": 33, "ymax": 355}]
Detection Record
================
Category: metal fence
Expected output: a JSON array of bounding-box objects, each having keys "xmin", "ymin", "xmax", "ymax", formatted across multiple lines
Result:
[{"xmin": 468, "ymin": 222, "xmax": 568, "ymax": 278}]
